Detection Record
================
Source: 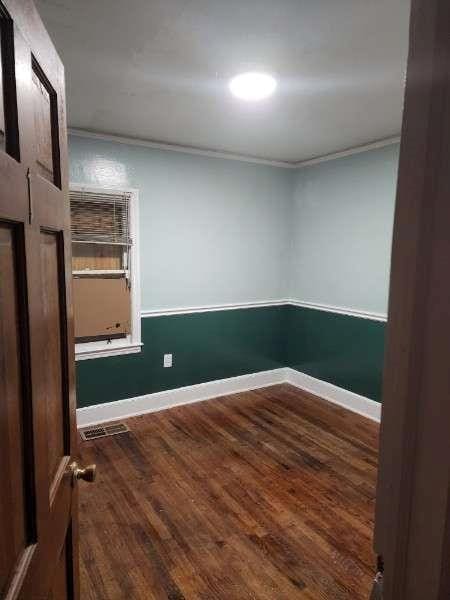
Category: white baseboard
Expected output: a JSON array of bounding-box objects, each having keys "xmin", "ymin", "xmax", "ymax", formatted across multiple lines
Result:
[
  {"xmin": 284, "ymin": 368, "xmax": 381, "ymax": 422},
  {"xmin": 76, "ymin": 367, "xmax": 381, "ymax": 428},
  {"xmin": 76, "ymin": 368, "xmax": 287, "ymax": 428}
]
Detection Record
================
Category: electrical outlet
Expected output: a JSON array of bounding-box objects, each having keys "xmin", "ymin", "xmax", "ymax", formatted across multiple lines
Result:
[{"xmin": 163, "ymin": 353, "xmax": 173, "ymax": 368}]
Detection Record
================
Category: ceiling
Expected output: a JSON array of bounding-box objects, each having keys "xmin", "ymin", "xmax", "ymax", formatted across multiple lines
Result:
[{"xmin": 36, "ymin": 0, "xmax": 411, "ymax": 164}]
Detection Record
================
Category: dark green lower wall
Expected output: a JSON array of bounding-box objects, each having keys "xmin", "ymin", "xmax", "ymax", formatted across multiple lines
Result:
[
  {"xmin": 76, "ymin": 304, "xmax": 386, "ymax": 408},
  {"xmin": 286, "ymin": 305, "xmax": 385, "ymax": 402},
  {"xmin": 76, "ymin": 306, "xmax": 287, "ymax": 408}
]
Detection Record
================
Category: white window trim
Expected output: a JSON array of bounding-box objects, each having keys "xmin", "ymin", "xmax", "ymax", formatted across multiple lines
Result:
[{"xmin": 70, "ymin": 183, "xmax": 142, "ymax": 361}]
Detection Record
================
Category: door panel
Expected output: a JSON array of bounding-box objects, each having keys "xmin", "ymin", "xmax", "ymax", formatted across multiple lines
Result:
[
  {"xmin": 0, "ymin": 223, "xmax": 35, "ymax": 597},
  {"xmin": 32, "ymin": 68, "xmax": 52, "ymax": 180},
  {"xmin": 0, "ymin": 26, "xmax": 5, "ymax": 149},
  {"xmin": 0, "ymin": 1, "xmax": 81, "ymax": 598},
  {"xmin": 31, "ymin": 57, "xmax": 60, "ymax": 187},
  {"xmin": 40, "ymin": 231, "xmax": 67, "ymax": 490},
  {"xmin": 0, "ymin": 5, "xmax": 20, "ymax": 160}
]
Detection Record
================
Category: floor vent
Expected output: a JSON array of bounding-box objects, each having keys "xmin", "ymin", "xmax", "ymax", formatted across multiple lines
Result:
[{"xmin": 79, "ymin": 422, "xmax": 129, "ymax": 441}]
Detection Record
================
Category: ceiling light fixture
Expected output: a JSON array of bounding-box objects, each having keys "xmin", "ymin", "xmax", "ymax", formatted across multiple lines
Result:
[{"xmin": 229, "ymin": 72, "xmax": 277, "ymax": 102}]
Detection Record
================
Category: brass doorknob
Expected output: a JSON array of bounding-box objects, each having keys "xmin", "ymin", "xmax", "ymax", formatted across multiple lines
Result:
[{"xmin": 70, "ymin": 461, "xmax": 97, "ymax": 483}]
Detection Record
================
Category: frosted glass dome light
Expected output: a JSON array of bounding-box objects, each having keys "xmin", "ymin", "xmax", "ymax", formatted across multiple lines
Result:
[{"xmin": 229, "ymin": 72, "xmax": 277, "ymax": 101}]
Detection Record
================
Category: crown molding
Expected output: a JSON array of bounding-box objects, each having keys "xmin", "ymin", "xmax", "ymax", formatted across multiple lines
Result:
[
  {"xmin": 68, "ymin": 128, "xmax": 295, "ymax": 169},
  {"xmin": 294, "ymin": 136, "xmax": 401, "ymax": 168},
  {"xmin": 68, "ymin": 128, "xmax": 401, "ymax": 170}
]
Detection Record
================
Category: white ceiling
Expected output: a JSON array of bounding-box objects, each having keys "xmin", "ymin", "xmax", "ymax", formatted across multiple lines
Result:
[{"xmin": 36, "ymin": 0, "xmax": 410, "ymax": 164}]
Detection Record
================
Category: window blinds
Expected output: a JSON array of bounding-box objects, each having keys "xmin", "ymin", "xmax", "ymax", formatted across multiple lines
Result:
[{"xmin": 70, "ymin": 189, "xmax": 132, "ymax": 245}]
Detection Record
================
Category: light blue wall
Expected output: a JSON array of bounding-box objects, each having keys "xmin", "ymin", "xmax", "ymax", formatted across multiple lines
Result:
[
  {"xmin": 69, "ymin": 135, "xmax": 294, "ymax": 310},
  {"xmin": 69, "ymin": 136, "xmax": 400, "ymax": 316},
  {"xmin": 289, "ymin": 145, "xmax": 400, "ymax": 315}
]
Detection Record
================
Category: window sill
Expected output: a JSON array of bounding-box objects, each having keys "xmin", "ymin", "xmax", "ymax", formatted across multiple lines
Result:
[{"xmin": 75, "ymin": 343, "xmax": 143, "ymax": 361}]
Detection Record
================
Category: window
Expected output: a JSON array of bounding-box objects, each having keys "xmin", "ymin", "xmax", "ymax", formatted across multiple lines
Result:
[{"xmin": 70, "ymin": 185, "xmax": 141, "ymax": 360}]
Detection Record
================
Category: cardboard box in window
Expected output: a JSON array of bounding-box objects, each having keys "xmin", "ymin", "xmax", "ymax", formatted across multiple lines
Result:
[{"xmin": 73, "ymin": 276, "xmax": 131, "ymax": 342}]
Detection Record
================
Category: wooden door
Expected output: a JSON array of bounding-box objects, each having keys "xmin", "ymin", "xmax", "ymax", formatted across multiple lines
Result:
[
  {"xmin": 374, "ymin": 0, "xmax": 450, "ymax": 598},
  {"xmin": 0, "ymin": 1, "xmax": 89, "ymax": 598}
]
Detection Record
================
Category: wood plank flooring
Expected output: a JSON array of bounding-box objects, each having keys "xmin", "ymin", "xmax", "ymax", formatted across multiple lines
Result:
[{"xmin": 78, "ymin": 383, "xmax": 379, "ymax": 599}]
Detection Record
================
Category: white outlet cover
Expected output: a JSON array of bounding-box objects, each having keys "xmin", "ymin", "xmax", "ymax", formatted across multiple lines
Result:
[{"xmin": 164, "ymin": 354, "xmax": 173, "ymax": 368}]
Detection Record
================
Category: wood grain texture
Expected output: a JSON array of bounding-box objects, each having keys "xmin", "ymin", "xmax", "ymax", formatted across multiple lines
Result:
[
  {"xmin": 39, "ymin": 231, "xmax": 65, "ymax": 486},
  {"xmin": 0, "ymin": 1, "xmax": 77, "ymax": 596},
  {"xmin": 374, "ymin": 0, "xmax": 450, "ymax": 598},
  {"xmin": 32, "ymin": 67, "xmax": 53, "ymax": 179},
  {"xmin": 0, "ymin": 22, "xmax": 4, "ymax": 143},
  {"xmin": 79, "ymin": 384, "xmax": 378, "ymax": 599},
  {"xmin": 0, "ymin": 7, "xmax": 20, "ymax": 160},
  {"xmin": 0, "ymin": 224, "xmax": 27, "ymax": 596}
]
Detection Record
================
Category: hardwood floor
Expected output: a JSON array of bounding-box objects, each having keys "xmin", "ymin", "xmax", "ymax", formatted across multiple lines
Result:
[{"xmin": 78, "ymin": 383, "xmax": 379, "ymax": 599}]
